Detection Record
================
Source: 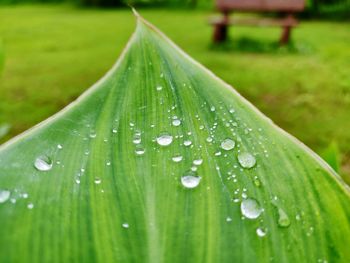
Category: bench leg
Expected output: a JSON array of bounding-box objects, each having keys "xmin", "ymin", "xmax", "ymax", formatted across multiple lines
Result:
[
  {"xmin": 280, "ymin": 26, "xmax": 291, "ymax": 45},
  {"xmin": 213, "ymin": 24, "xmax": 228, "ymax": 43}
]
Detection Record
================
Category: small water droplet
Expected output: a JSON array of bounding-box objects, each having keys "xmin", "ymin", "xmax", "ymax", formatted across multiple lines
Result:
[
  {"xmin": 133, "ymin": 134, "xmax": 141, "ymax": 144},
  {"xmin": 94, "ymin": 178, "xmax": 102, "ymax": 184},
  {"xmin": 237, "ymin": 152, "xmax": 256, "ymax": 169},
  {"xmin": 256, "ymin": 227, "xmax": 267, "ymax": 237},
  {"xmin": 34, "ymin": 156, "xmax": 53, "ymax": 171},
  {"xmin": 206, "ymin": 137, "xmax": 213, "ymax": 143},
  {"xmin": 184, "ymin": 140, "xmax": 192, "ymax": 146},
  {"xmin": 193, "ymin": 159, "xmax": 203, "ymax": 166},
  {"xmin": 226, "ymin": 217, "xmax": 232, "ymax": 222},
  {"xmin": 172, "ymin": 155, "xmax": 183, "ymax": 162},
  {"xmin": 277, "ymin": 208, "xmax": 290, "ymax": 227},
  {"xmin": 240, "ymin": 198, "xmax": 263, "ymax": 219},
  {"xmin": 221, "ymin": 138, "xmax": 235, "ymax": 151},
  {"xmin": 89, "ymin": 132, "xmax": 96, "ymax": 138},
  {"xmin": 229, "ymin": 108, "xmax": 235, "ymax": 113},
  {"xmin": 57, "ymin": 144, "xmax": 63, "ymax": 150},
  {"xmin": 27, "ymin": 203, "xmax": 34, "ymax": 209},
  {"xmin": 210, "ymin": 106, "xmax": 216, "ymax": 112},
  {"xmin": 156, "ymin": 85, "xmax": 162, "ymax": 91},
  {"xmin": 122, "ymin": 223, "xmax": 129, "ymax": 228},
  {"xmin": 135, "ymin": 145, "xmax": 146, "ymax": 155},
  {"xmin": 172, "ymin": 119, "xmax": 181, "ymax": 126},
  {"xmin": 0, "ymin": 190, "xmax": 11, "ymax": 203},
  {"xmin": 181, "ymin": 171, "xmax": 201, "ymax": 189},
  {"xmin": 156, "ymin": 133, "xmax": 173, "ymax": 146},
  {"xmin": 112, "ymin": 128, "xmax": 117, "ymax": 134}
]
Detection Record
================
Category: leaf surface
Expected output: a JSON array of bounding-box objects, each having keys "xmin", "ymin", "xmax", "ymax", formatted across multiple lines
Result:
[{"xmin": 0, "ymin": 14, "xmax": 349, "ymax": 263}]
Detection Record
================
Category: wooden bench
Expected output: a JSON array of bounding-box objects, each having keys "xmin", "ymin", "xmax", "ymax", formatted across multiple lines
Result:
[{"xmin": 210, "ymin": 0, "xmax": 305, "ymax": 45}]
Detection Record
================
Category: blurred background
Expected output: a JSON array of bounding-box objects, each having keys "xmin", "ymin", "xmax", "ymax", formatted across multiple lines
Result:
[{"xmin": 0, "ymin": 0, "xmax": 349, "ymax": 183}]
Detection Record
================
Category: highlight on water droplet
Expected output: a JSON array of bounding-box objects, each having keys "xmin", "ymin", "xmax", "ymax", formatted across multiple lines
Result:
[
  {"xmin": 277, "ymin": 207, "xmax": 291, "ymax": 227},
  {"xmin": 181, "ymin": 171, "xmax": 201, "ymax": 189},
  {"xmin": 256, "ymin": 227, "xmax": 267, "ymax": 237},
  {"xmin": 156, "ymin": 133, "xmax": 173, "ymax": 146},
  {"xmin": 94, "ymin": 178, "xmax": 102, "ymax": 185},
  {"xmin": 27, "ymin": 203, "xmax": 34, "ymax": 209},
  {"xmin": 0, "ymin": 190, "xmax": 11, "ymax": 204},
  {"xmin": 156, "ymin": 85, "xmax": 162, "ymax": 91},
  {"xmin": 237, "ymin": 152, "xmax": 256, "ymax": 169},
  {"xmin": 226, "ymin": 217, "xmax": 232, "ymax": 223},
  {"xmin": 57, "ymin": 144, "xmax": 63, "ymax": 150},
  {"xmin": 221, "ymin": 138, "xmax": 235, "ymax": 151},
  {"xmin": 122, "ymin": 223, "xmax": 129, "ymax": 228},
  {"xmin": 34, "ymin": 156, "xmax": 53, "ymax": 171},
  {"xmin": 240, "ymin": 198, "xmax": 263, "ymax": 219}
]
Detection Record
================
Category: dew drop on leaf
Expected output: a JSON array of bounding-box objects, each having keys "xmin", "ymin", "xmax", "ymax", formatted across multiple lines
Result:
[
  {"xmin": 172, "ymin": 155, "xmax": 183, "ymax": 162},
  {"xmin": 221, "ymin": 138, "xmax": 235, "ymax": 151},
  {"xmin": 237, "ymin": 152, "xmax": 256, "ymax": 169},
  {"xmin": 277, "ymin": 207, "xmax": 291, "ymax": 227},
  {"xmin": 94, "ymin": 178, "xmax": 102, "ymax": 184},
  {"xmin": 34, "ymin": 156, "xmax": 53, "ymax": 171},
  {"xmin": 240, "ymin": 198, "xmax": 263, "ymax": 219},
  {"xmin": 172, "ymin": 119, "xmax": 181, "ymax": 127},
  {"xmin": 135, "ymin": 145, "xmax": 146, "ymax": 156},
  {"xmin": 0, "ymin": 190, "xmax": 11, "ymax": 203},
  {"xmin": 193, "ymin": 159, "xmax": 203, "ymax": 166},
  {"xmin": 181, "ymin": 171, "xmax": 201, "ymax": 189},
  {"xmin": 156, "ymin": 133, "xmax": 173, "ymax": 146},
  {"xmin": 27, "ymin": 203, "xmax": 34, "ymax": 209},
  {"xmin": 256, "ymin": 227, "xmax": 267, "ymax": 237},
  {"xmin": 122, "ymin": 223, "xmax": 129, "ymax": 228},
  {"xmin": 184, "ymin": 140, "xmax": 192, "ymax": 146}
]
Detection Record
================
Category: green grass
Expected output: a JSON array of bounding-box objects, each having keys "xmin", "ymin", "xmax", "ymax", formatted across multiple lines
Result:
[{"xmin": 0, "ymin": 4, "xmax": 350, "ymax": 183}]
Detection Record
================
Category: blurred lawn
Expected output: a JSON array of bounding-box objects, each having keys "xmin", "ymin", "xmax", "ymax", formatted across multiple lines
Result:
[{"xmin": 0, "ymin": 5, "xmax": 350, "ymax": 182}]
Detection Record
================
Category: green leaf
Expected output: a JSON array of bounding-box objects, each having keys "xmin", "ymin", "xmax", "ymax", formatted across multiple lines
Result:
[{"xmin": 0, "ymin": 13, "xmax": 349, "ymax": 263}]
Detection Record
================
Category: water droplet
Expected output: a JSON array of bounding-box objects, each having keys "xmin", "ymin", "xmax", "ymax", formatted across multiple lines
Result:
[
  {"xmin": 156, "ymin": 85, "xmax": 162, "ymax": 91},
  {"xmin": 181, "ymin": 171, "xmax": 201, "ymax": 189},
  {"xmin": 206, "ymin": 137, "xmax": 213, "ymax": 143},
  {"xmin": 156, "ymin": 133, "xmax": 173, "ymax": 146},
  {"xmin": 94, "ymin": 178, "xmax": 102, "ymax": 184},
  {"xmin": 210, "ymin": 106, "xmax": 216, "ymax": 112},
  {"xmin": 237, "ymin": 152, "xmax": 256, "ymax": 169},
  {"xmin": 172, "ymin": 155, "xmax": 183, "ymax": 162},
  {"xmin": 89, "ymin": 132, "xmax": 96, "ymax": 138},
  {"xmin": 27, "ymin": 203, "xmax": 34, "ymax": 209},
  {"xmin": 193, "ymin": 159, "xmax": 203, "ymax": 166},
  {"xmin": 34, "ymin": 156, "xmax": 53, "ymax": 171},
  {"xmin": 172, "ymin": 119, "xmax": 181, "ymax": 126},
  {"xmin": 184, "ymin": 140, "xmax": 192, "ymax": 146},
  {"xmin": 57, "ymin": 144, "xmax": 63, "ymax": 150},
  {"xmin": 0, "ymin": 190, "xmax": 11, "ymax": 203},
  {"xmin": 221, "ymin": 138, "xmax": 235, "ymax": 151},
  {"xmin": 240, "ymin": 198, "xmax": 263, "ymax": 219},
  {"xmin": 135, "ymin": 145, "xmax": 146, "ymax": 155},
  {"xmin": 256, "ymin": 227, "xmax": 267, "ymax": 237},
  {"xmin": 277, "ymin": 208, "xmax": 290, "ymax": 227},
  {"xmin": 133, "ymin": 134, "xmax": 141, "ymax": 144},
  {"xmin": 122, "ymin": 223, "xmax": 129, "ymax": 228},
  {"xmin": 226, "ymin": 217, "xmax": 232, "ymax": 222},
  {"xmin": 112, "ymin": 128, "xmax": 117, "ymax": 134},
  {"xmin": 229, "ymin": 108, "xmax": 235, "ymax": 113}
]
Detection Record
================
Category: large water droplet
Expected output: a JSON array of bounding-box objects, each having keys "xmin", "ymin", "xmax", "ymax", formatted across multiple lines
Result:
[
  {"xmin": 240, "ymin": 198, "xmax": 263, "ymax": 219},
  {"xmin": 156, "ymin": 133, "xmax": 173, "ymax": 146},
  {"xmin": 172, "ymin": 155, "xmax": 183, "ymax": 162},
  {"xmin": 238, "ymin": 152, "xmax": 256, "ymax": 168},
  {"xmin": 221, "ymin": 138, "xmax": 235, "ymax": 151},
  {"xmin": 34, "ymin": 156, "xmax": 53, "ymax": 171},
  {"xmin": 256, "ymin": 227, "xmax": 267, "ymax": 237},
  {"xmin": 181, "ymin": 171, "xmax": 201, "ymax": 189},
  {"xmin": 0, "ymin": 190, "xmax": 11, "ymax": 203},
  {"xmin": 277, "ymin": 208, "xmax": 291, "ymax": 227}
]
